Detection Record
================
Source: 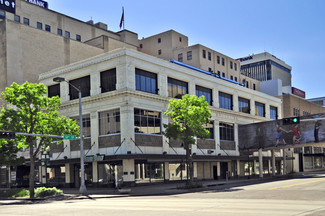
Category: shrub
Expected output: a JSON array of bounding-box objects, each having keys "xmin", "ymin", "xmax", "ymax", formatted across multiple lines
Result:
[
  {"xmin": 35, "ymin": 187, "xmax": 63, "ymax": 198},
  {"xmin": 12, "ymin": 189, "xmax": 30, "ymax": 198}
]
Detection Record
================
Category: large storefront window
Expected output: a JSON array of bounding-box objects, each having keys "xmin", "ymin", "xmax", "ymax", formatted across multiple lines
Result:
[
  {"xmin": 219, "ymin": 122, "xmax": 234, "ymax": 141},
  {"xmin": 135, "ymin": 162, "xmax": 164, "ymax": 183},
  {"xmin": 219, "ymin": 92, "xmax": 233, "ymax": 110},
  {"xmin": 314, "ymin": 157, "xmax": 322, "ymax": 168},
  {"xmin": 168, "ymin": 77, "xmax": 188, "ymax": 99},
  {"xmin": 135, "ymin": 68, "xmax": 158, "ymax": 94},
  {"xmin": 304, "ymin": 156, "xmax": 313, "ymax": 169},
  {"xmin": 134, "ymin": 108, "xmax": 161, "ymax": 134},
  {"xmin": 169, "ymin": 163, "xmax": 188, "ymax": 181},
  {"xmin": 99, "ymin": 109, "xmax": 120, "ymax": 135}
]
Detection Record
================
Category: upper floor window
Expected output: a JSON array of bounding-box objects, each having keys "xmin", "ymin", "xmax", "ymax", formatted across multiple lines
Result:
[
  {"xmin": 99, "ymin": 109, "xmax": 120, "ymax": 135},
  {"xmin": 222, "ymin": 72, "xmax": 225, "ymax": 77},
  {"xmin": 57, "ymin": 28, "xmax": 62, "ymax": 36},
  {"xmin": 72, "ymin": 115, "xmax": 91, "ymax": 137},
  {"xmin": 158, "ymin": 38, "xmax": 161, "ymax": 43},
  {"xmin": 219, "ymin": 122, "xmax": 234, "ymax": 141},
  {"xmin": 0, "ymin": 11, "xmax": 5, "ymax": 19},
  {"xmin": 45, "ymin": 24, "xmax": 51, "ymax": 32},
  {"xmin": 253, "ymin": 83, "xmax": 256, "ymax": 90},
  {"xmin": 219, "ymin": 92, "xmax": 233, "ymax": 110},
  {"xmin": 178, "ymin": 53, "xmax": 183, "ymax": 62},
  {"xmin": 201, "ymin": 121, "xmax": 214, "ymax": 139},
  {"xmin": 14, "ymin": 15, "xmax": 20, "ymax": 23},
  {"xmin": 139, "ymin": 44, "xmax": 143, "ymax": 49},
  {"xmin": 303, "ymin": 111, "xmax": 310, "ymax": 116},
  {"xmin": 222, "ymin": 58, "xmax": 225, "ymax": 66},
  {"xmin": 234, "ymin": 63, "xmax": 237, "ymax": 71},
  {"xmin": 76, "ymin": 34, "xmax": 81, "ymax": 41},
  {"xmin": 230, "ymin": 75, "xmax": 233, "ymax": 80},
  {"xmin": 168, "ymin": 77, "xmax": 188, "ymax": 99},
  {"xmin": 230, "ymin": 61, "xmax": 233, "ymax": 69},
  {"xmin": 217, "ymin": 56, "xmax": 220, "ymax": 64},
  {"xmin": 196, "ymin": 85, "xmax": 212, "ymax": 105},
  {"xmin": 293, "ymin": 108, "xmax": 300, "ymax": 116},
  {"xmin": 69, "ymin": 76, "xmax": 90, "ymax": 100},
  {"xmin": 135, "ymin": 68, "xmax": 158, "ymax": 94},
  {"xmin": 179, "ymin": 37, "xmax": 182, "ymax": 42},
  {"xmin": 270, "ymin": 106, "xmax": 278, "ymax": 120},
  {"xmin": 217, "ymin": 71, "xmax": 220, "ymax": 76},
  {"xmin": 235, "ymin": 77, "xmax": 238, "ymax": 82},
  {"xmin": 208, "ymin": 52, "xmax": 211, "ymax": 61},
  {"xmin": 65, "ymin": 31, "xmax": 70, "ymax": 38},
  {"xmin": 255, "ymin": 102, "xmax": 265, "ymax": 117},
  {"xmin": 158, "ymin": 49, "xmax": 161, "ymax": 55},
  {"xmin": 48, "ymin": 84, "xmax": 60, "ymax": 98},
  {"xmin": 37, "ymin": 22, "xmax": 42, "ymax": 30},
  {"xmin": 23, "ymin": 17, "xmax": 29, "ymax": 25},
  {"xmin": 187, "ymin": 51, "xmax": 192, "ymax": 60},
  {"xmin": 239, "ymin": 97, "xmax": 250, "ymax": 114},
  {"xmin": 202, "ymin": 50, "xmax": 206, "ymax": 59},
  {"xmin": 246, "ymin": 81, "xmax": 249, "ymax": 88},
  {"xmin": 134, "ymin": 108, "xmax": 161, "ymax": 134},
  {"xmin": 100, "ymin": 68, "xmax": 116, "ymax": 93}
]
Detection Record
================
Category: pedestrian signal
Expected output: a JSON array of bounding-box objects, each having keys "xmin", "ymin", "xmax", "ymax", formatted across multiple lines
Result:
[{"xmin": 282, "ymin": 117, "xmax": 300, "ymax": 125}]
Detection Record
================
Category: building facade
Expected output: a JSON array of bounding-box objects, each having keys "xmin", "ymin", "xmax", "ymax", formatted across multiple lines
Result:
[{"xmin": 38, "ymin": 48, "xmax": 282, "ymax": 187}]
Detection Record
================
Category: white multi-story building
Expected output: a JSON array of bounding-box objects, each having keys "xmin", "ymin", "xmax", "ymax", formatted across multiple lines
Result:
[{"xmin": 39, "ymin": 48, "xmax": 282, "ymax": 187}]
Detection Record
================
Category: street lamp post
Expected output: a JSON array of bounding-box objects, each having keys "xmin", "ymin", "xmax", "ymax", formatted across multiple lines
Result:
[{"xmin": 53, "ymin": 77, "xmax": 87, "ymax": 195}]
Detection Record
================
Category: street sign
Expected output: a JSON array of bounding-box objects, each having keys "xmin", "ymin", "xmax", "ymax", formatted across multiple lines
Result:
[{"xmin": 63, "ymin": 134, "xmax": 76, "ymax": 140}]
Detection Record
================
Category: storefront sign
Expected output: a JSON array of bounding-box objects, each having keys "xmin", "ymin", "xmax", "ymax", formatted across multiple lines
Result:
[
  {"xmin": 10, "ymin": 171, "xmax": 16, "ymax": 181},
  {"xmin": 0, "ymin": 0, "xmax": 16, "ymax": 14},
  {"xmin": 25, "ymin": 0, "xmax": 48, "ymax": 9},
  {"xmin": 292, "ymin": 87, "xmax": 306, "ymax": 98},
  {"xmin": 84, "ymin": 155, "xmax": 104, "ymax": 162},
  {"xmin": 236, "ymin": 56, "xmax": 253, "ymax": 62}
]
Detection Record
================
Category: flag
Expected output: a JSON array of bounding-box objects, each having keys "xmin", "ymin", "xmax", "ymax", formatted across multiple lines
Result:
[{"xmin": 119, "ymin": 7, "xmax": 124, "ymax": 29}]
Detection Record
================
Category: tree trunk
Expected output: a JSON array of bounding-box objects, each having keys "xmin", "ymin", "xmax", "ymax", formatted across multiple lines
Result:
[
  {"xmin": 29, "ymin": 142, "xmax": 35, "ymax": 198},
  {"xmin": 185, "ymin": 142, "xmax": 194, "ymax": 186}
]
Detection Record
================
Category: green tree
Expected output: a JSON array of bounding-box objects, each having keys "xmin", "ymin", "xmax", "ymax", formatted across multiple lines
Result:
[
  {"xmin": 163, "ymin": 94, "xmax": 211, "ymax": 186},
  {"xmin": 0, "ymin": 82, "xmax": 79, "ymax": 198}
]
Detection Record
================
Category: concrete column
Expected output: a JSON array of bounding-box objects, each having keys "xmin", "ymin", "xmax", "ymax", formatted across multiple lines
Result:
[
  {"xmin": 65, "ymin": 163, "xmax": 74, "ymax": 187},
  {"xmin": 283, "ymin": 149, "xmax": 287, "ymax": 175},
  {"xmin": 188, "ymin": 82, "xmax": 196, "ymax": 96},
  {"xmin": 250, "ymin": 98, "xmax": 256, "ymax": 116},
  {"xmin": 92, "ymin": 161, "xmax": 98, "ymax": 183},
  {"xmin": 41, "ymin": 166, "xmax": 46, "ymax": 184},
  {"xmin": 158, "ymin": 73, "xmax": 168, "ymax": 97},
  {"xmin": 63, "ymin": 140, "xmax": 70, "ymax": 159},
  {"xmin": 259, "ymin": 148, "xmax": 263, "ymax": 178},
  {"xmin": 123, "ymin": 159, "xmax": 135, "ymax": 184},
  {"xmin": 234, "ymin": 123, "xmax": 239, "ymax": 154},
  {"xmin": 162, "ymin": 113, "xmax": 169, "ymax": 154},
  {"xmin": 265, "ymin": 103, "xmax": 271, "ymax": 119},
  {"xmin": 193, "ymin": 162, "xmax": 198, "ymax": 179},
  {"xmin": 214, "ymin": 120, "xmax": 220, "ymax": 152},
  {"xmin": 212, "ymin": 88, "xmax": 219, "ymax": 107},
  {"xmin": 164, "ymin": 162, "xmax": 170, "ymax": 181},
  {"xmin": 116, "ymin": 62, "xmax": 135, "ymax": 90},
  {"xmin": 233, "ymin": 92, "xmax": 239, "ymax": 112},
  {"xmin": 253, "ymin": 160, "xmax": 257, "ymax": 175},
  {"xmin": 217, "ymin": 162, "xmax": 221, "ymax": 177},
  {"xmin": 60, "ymin": 81, "xmax": 69, "ymax": 103},
  {"xmin": 272, "ymin": 149, "xmax": 276, "ymax": 176},
  {"xmin": 90, "ymin": 111, "xmax": 99, "ymax": 155},
  {"xmin": 120, "ymin": 106, "xmax": 135, "ymax": 154},
  {"xmin": 236, "ymin": 160, "xmax": 240, "ymax": 176},
  {"xmin": 90, "ymin": 72, "xmax": 101, "ymax": 96}
]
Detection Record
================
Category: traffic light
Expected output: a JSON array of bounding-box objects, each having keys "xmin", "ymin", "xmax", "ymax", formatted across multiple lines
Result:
[
  {"xmin": 0, "ymin": 131, "xmax": 16, "ymax": 139},
  {"xmin": 282, "ymin": 117, "xmax": 300, "ymax": 125}
]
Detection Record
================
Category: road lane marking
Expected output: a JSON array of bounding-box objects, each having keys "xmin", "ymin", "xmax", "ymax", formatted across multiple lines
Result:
[{"xmin": 269, "ymin": 178, "xmax": 325, "ymax": 190}]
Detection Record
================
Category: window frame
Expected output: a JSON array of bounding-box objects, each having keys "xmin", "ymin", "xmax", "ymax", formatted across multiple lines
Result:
[
  {"xmin": 168, "ymin": 77, "xmax": 188, "ymax": 99},
  {"xmin": 219, "ymin": 122, "xmax": 234, "ymax": 141},
  {"xmin": 238, "ymin": 97, "xmax": 250, "ymax": 114},
  {"xmin": 134, "ymin": 108, "xmax": 161, "ymax": 135},
  {"xmin": 219, "ymin": 92, "xmax": 233, "ymax": 110},
  {"xmin": 135, "ymin": 68, "xmax": 158, "ymax": 94},
  {"xmin": 196, "ymin": 85, "xmax": 212, "ymax": 105},
  {"xmin": 255, "ymin": 102, "xmax": 266, "ymax": 117}
]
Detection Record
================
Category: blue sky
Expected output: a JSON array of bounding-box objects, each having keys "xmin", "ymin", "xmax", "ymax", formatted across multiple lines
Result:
[{"xmin": 46, "ymin": 0, "xmax": 325, "ymax": 99}]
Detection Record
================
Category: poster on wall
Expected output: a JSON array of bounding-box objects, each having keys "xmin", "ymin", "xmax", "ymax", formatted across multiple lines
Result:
[{"xmin": 239, "ymin": 113, "xmax": 325, "ymax": 151}]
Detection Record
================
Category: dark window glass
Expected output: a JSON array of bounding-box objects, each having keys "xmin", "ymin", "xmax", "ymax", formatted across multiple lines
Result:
[
  {"xmin": 45, "ymin": 24, "xmax": 51, "ymax": 32},
  {"xmin": 72, "ymin": 115, "xmax": 91, "ymax": 137},
  {"xmin": 204, "ymin": 121, "xmax": 214, "ymax": 139},
  {"xmin": 217, "ymin": 56, "xmax": 220, "ymax": 64},
  {"xmin": 0, "ymin": 11, "xmax": 5, "ymax": 19},
  {"xmin": 235, "ymin": 77, "xmax": 238, "ymax": 82},
  {"xmin": 202, "ymin": 50, "xmax": 206, "ymax": 58},
  {"xmin": 57, "ymin": 28, "xmax": 62, "ymax": 36},
  {"xmin": 179, "ymin": 37, "xmax": 182, "ymax": 42},
  {"xmin": 196, "ymin": 85, "xmax": 212, "ymax": 105},
  {"xmin": 230, "ymin": 75, "xmax": 233, "ymax": 80},
  {"xmin": 230, "ymin": 61, "xmax": 233, "ymax": 69},
  {"xmin": 246, "ymin": 81, "xmax": 249, "ymax": 88},
  {"xmin": 100, "ymin": 68, "xmax": 116, "ymax": 93},
  {"xmin": 208, "ymin": 52, "xmax": 211, "ymax": 60},
  {"xmin": 37, "ymin": 22, "xmax": 42, "ymax": 29},
  {"xmin": 134, "ymin": 108, "xmax": 161, "ymax": 134},
  {"xmin": 69, "ymin": 76, "xmax": 90, "ymax": 100},
  {"xmin": 158, "ymin": 38, "xmax": 161, "ymax": 43},
  {"xmin": 222, "ymin": 58, "xmax": 225, "ymax": 66},
  {"xmin": 99, "ymin": 109, "xmax": 120, "ymax": 135},
  {"xmin": 270, "ymin": 106, "xmax": 278, "ymax": 120},
  {"xmin": 234, "ymin": 63, "xmax": 237, "ymax": 71},
  {"xmin": 140, "ymin": 44, "xmax": 143, "ymax": 49},
  {"xmin": 168, "ymin": 77, "xmax": 188, "ymax": 99},
  {"xmin": 76, "ymin": 34, "xmax": 81, "ymax": 41},
  {"xmin": 23, "ymin": 17, "xmax": 29, "ymax": 25},
  {"xmin": 255, "ymin": 102, "xmax": 265, "ymax": 117},
  {"xmin": 48, "ymin": 84, "xmax": 60, "ymax": 98},
  {"xmin": 219, "ymin": 92, "xmax": 233, "ymax": 110},
  {"xmin": 222, "ymin": 72, "xmax": 225, "ymax": 77},
  {"xmin": 219, "ymin": 122, "xmax": 234, "ymax": 141},
  {"xmin": 217, "ymin": 71, "xmax": 220, "ymax": 76},
  {"xmin": 65, "ymin": 31, "xmax": 70, "ymax": 38},
  {"xmin": 187, "ymin": 51, "xmax": 192, "ymax": 60},
  {"xmin": 135, "ymin": 68, "xmax": 158, "ymax": 94},
  {"xmin": 239, "ymin": 97, "xmax": 250, "ymax": 113},
  {"xmin": 158, "ymin": 49, "xmax": 161, "ymax": 55},
  {"xmin": 253, "ymin": 84, "xmax": 256, "ymax": 90},
  {"xmin": 14, "ymin": 15, "xmax": 20, "ymax": 23},
  {"xmin": 178, "ymin": 53, "xmax": 183, "ymax": 62}
]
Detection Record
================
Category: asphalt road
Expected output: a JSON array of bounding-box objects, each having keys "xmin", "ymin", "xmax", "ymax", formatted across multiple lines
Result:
[{"xmin": 2, "ymin": 174, "xmax": 325, "ymax": 216}]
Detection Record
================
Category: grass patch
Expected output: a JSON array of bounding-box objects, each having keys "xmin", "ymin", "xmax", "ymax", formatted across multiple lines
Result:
[{"xmin": 35, "ymin": 187, "xmax": 63, "ymax": 198}]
